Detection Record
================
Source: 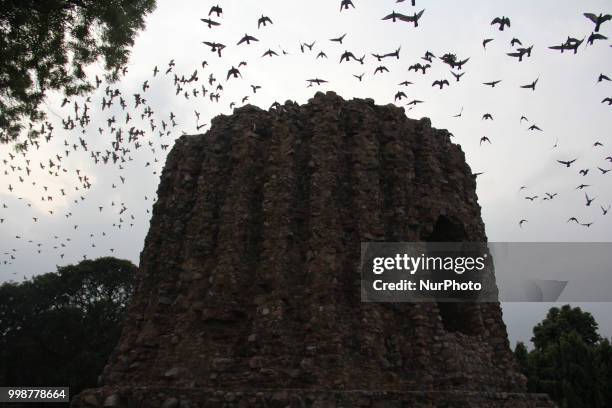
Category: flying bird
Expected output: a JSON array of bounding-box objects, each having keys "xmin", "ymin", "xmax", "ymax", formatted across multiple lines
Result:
[
  {"xmin": 491, "ymin": 16, "xmax": 511, "ymax": 31},
  {"xmin": 422, "ymin": 50, "xmax": 436, "ymax": 62},
  {"xmin": 408, "ymin": 63, "xmax": 431, "ymax": 74},
  {"xmin": 403, "ymin": 9, "xmax": 425, "ymax": 27},
  {"xmin": 557, "ymin": 159, "xmax": 577, "ymax": 167},
  {"xmin": 202, "ymin": 41, "xmax": 226, "ymax": 57},
  {"xmin": 340, "ymin": 0, "xmax": 355, "ymax": 11},
  {"xmin": 585, "ymin": 192, "xmax": 596, "ymax": 206},
  {"xmin": 394, "ymin": 91, "xmax": 407, "ymax": 101},
  {"xmin": 300, "ymin": 41, "xmax": 316, "ymax": 52},
  {"xmin": 597, "ymin": 73, "xmax": 610, "ymax": 82},
  {"xmin": 383, "ymin": 9, "xmax": 424, "ymax": 26},
  {"xmin": 450, "ymin": 71, "xmax": 465, "ymax": 82},
  {"xmin": 583, "ymin": 12, "xmax": 612, "ymax": 32},
  {"xmin": 330, "ymin": 33, "xmax": 347, "ymax": 44},
  {"xmin": 306, "ymin": 78, "xmax": 328, "ymax": 86},
  {"xmin": 483, "ymin": 80, "xmax": 502, "ymax": 87},
  {"xmin": 382, "ymin": 11, "xmax": 410, "ymax": 23},
  {"xmin": 586, "ymin": 32, "xmax": 608, "ymax": 45},
  {"xmin": 507, "ymin": 46, "xmax": 533, "ymax": 62},
  {"xmin": 262, "ymin": 49, "xmax": 279, "ymax": 57},
  {"xmin": 544, "ymin": 193, "xmax": 558, "ymax": 200},
  {"xmin": 520, "ymin": 76, "xmax": 539, "ymax": 90},
  {"xmin": 200, "ymin": 18, "xmax": 220, "ymax": 28},
  {"xmin": 432, "ymin": 79, "xmax": 450, "ymax": 89},
  {"xmin": 226, "ymin": 66, "xmax": 242, "ymax": 80},
  {"xmin": 237, "ymin": 34, "xmax": 258, "ymax": 45},
  {"xmin": 208, "ymin": 4, "xmax": 223, "ymax": 17},
  {"xmin": 598, "ymin": 167, "xmax": 611, "ymax": 175},
  {"xmin": 258, "ymin": 15, "xmax": 273, "ymax": 28},
  {"xmin": 374, "ymin": 66, "xmax": 389, "ymax": 74}
]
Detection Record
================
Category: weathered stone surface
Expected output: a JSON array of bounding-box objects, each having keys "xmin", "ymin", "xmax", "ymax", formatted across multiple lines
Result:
[
  {"xmin": 75, "ymin": 387, "xmax": 556, "ymax": 408},
  {"xmin": 72, "ymin": 92, "xmax": 554, "ymax": 407}
]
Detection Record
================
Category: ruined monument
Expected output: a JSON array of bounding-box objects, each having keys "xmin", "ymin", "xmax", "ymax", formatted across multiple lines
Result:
[{"xmin": 73, "ymin": 92, "xmax": 554, "ymax": 407}]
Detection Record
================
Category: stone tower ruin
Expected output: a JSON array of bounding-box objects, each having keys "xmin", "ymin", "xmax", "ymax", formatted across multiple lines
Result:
[{"xmin": 73, "ymin": 92, "xmax": 554, "ymax": 407}]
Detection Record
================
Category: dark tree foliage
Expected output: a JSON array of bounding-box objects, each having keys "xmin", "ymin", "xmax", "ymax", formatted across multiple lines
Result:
[
  {"xmin": 0, "ymin": 0, "xmax": 156, "ymax": 142},
  {"xmin": 514, "ymin": 305, "xmax": 612, "ymax": 408},
  {"xmin": 0, "ymin": 257, "xmax": 137, "ymax": 397},
  {"xmin": 532, "ymin": 305, "xmax": 600, "ymax": 350}
]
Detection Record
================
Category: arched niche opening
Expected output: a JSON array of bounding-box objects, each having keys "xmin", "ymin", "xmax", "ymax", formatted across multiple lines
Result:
[{"xmin": 422, "ymin": 215, "xmax": 482, "ymax": 336}]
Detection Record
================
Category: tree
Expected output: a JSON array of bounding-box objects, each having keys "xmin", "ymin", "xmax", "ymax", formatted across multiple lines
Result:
[
  {"xmin": 596, "ymin": 338, "xmax": 612, "ymax": 405},
  {"xmin": 0, "ymin": 0, "xmax": 156, "ymax": 143},
  {"xmin": 514, "ymin": 341, "xmax": 529, "ymax": 373},
  {"xmin": 0, "ymin": 257, "xmax": 137, "ymax": 397},
  {"xmin": 514, "ymin": 305, "xmax": 612, "ymax": 408},
  {"xmin": 531, "ymin": 305, "xmax": 600, "ymax": 350}
]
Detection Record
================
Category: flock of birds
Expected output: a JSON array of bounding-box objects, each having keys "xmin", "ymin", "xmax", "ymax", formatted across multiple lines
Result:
[{"xmin": 0, "ymin": 1, "xmax": 611, "ymax": 277}]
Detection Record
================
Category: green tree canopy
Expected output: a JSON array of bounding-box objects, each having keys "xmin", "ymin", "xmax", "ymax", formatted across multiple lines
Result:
[
  {"xmin": 515, "ymin": 304, "xmax": 612, "ymax": 408},
  {"xmin": 0, "ymin": 257, "xmax": 137, "ymax": 397},
  {"xmin": 531, "ymin": 305, "xmax": 600, "ymax": 350},
  {"xmin": 0, "ymin": 0, "xmax": 156, "ymax": 143}
]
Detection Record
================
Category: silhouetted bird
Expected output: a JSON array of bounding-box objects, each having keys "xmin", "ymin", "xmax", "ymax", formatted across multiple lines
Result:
[
  {"xmin": 226, "ymin": 66, "xmax": 242, "ymax": 80},
  {"xmin": 483, "ymin": 80, "xmax": 502, "ymax": 87},
  {"xmin": 330, "ymin": 33, "xmax": 347, "ymax": 44},
  {"xmin": 585, "ymin": 192, "xmax": 596, "ymax": 206},
  {"xmin": 237, "ymin": 34, "xmax": 258, "ymax": 45},
  {"xmin": 340, "ymin": 0, "xmax": 355, "ymax": 11},
  {"xmin": 597, "ymin": 73, "xmax": 610, "ymax": 82},
  {"xmin": 374, "ymin": 66, "xmax": 389, "ymax": 74},
  {"xmin": 491, "ymin": 16, "xmax": 511, "ymax": 31},
  {"xmin": 432, "ymin": 79, "xmax": 449, "ymax": 89},
  {"xmin": 583, "ymin": 12, "xmax": 612, "ymax": 32},
  {"xmin": 480, "ymin": 136, "xmax": 491, "ymax": 145},
  {"xmin": 587, "ymin": 32, "xmax": 607, "ymax": 45},
  {"xmin": 258, "ymin": 15, "xmax": 273, "ymax": 28},
  {"xmin": 520, "ymin": 77, "xmax": 539, "ymax": 90},
  {"xmin": 262, "ymin": 49, "xmax": 279, "ymax": 57},
  {"xmin": 450, "ymin": 71, "xmax": 465, "ymax": 82},
  {"xmin": 209, "ymin": 4, "xmax": 223, "ymax": 17},
  {"xmin": 382, "ymin": 11, "xmax": 409, "ymax": 23},
  {"xmin": 557, "ymin": 159, "xmax": 577, "ymax": 167},
  {"xmin": 394, "ymin": 91, "xmax": 407, "ymax": 101},
  {"xmin": 201, "ymin": 18, "xmax": 220, "ymax": 28}
]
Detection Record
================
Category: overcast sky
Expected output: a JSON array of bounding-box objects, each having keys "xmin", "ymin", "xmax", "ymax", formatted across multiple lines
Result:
[{"xmin": 1, "ymin": 0, "xmax": 611, "ymax": 346}]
